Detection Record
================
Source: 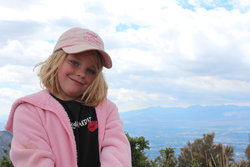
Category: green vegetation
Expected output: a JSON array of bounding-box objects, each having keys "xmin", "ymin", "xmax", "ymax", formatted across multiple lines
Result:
[
  {"xmin": 127, "ymin": 133, "xmax": 250, "ymax": 167},
  {"xmin": 0, "ymin": 144, "xmax": 13, "ymax": 167},
  {"xmin": 1, "ymin": 133, "xmax": 250, "ymax": 167}
]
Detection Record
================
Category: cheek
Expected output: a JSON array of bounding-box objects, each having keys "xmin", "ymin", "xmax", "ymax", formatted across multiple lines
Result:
[{"xmin": 57, "ymin": 63, "xmax": 71, "ymax": 78}]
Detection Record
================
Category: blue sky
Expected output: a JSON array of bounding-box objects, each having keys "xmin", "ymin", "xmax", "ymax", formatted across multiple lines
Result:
[
  {"xmin": 0, "ymin": 0, "xmax": 250, "ymax": 115},
  {"xmin": 178, "ymin": 0, "xmax": 235, "ymax": 11}
]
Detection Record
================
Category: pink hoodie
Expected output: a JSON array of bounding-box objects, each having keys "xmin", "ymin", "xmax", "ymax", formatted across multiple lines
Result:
[{"xmin": 5, "ymin": 89, "xmax": 131, "ymax": 167}]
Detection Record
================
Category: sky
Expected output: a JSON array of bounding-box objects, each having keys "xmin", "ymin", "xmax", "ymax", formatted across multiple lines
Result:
[{"xmin": 0, "ymin": 0, "xmax": 250, "ymax": 116}]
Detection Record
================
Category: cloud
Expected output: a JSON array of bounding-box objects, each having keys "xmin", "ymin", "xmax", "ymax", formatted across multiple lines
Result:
[
  {"xmin": 0, "ymin": 0, "xmax": 250, "ymax": 115},
  {"xmin": 108, "ymin": 88, "xmax": 177, "ymax": 112},
  {"xmin": 0, "ymin": 0, "xmax": 38, "ymax": 9},
  {"xmin": 0, "ymin": 20, "xmax": 44, "ymax": 45},
  {"xmin": 0, "ymin": 40, "xmax": 53, "ymax": 67},
  {"xmin": 0, "ymin": 88, "xmax": 27, "ymax": 115},
  {"xmin": 0, "ymin": 65, "xmax": 38, "ymax": 85},
  {"xmin": 178, "ymin": 0, "xmax": 250, "ymax": 12}
]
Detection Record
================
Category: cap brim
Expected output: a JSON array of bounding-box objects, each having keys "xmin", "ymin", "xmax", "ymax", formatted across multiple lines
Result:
[{"xmin": 62, "ymin": 45, "xmax": 112, "ymax": 69}]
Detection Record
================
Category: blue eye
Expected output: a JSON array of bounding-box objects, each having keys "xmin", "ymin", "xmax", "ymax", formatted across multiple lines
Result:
[
  {"xmin": 87, "ymin": 68, "xmax": 96, "ymax": 75},
  {"xmin": 69, "ymin": 60, "xmax": 80, "ymax": 67}
]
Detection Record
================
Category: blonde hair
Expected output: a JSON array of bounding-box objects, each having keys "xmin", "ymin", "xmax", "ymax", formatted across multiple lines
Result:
[{"xmin": 36, "ymin": 49, "xmax": 108, "ymax": 106}]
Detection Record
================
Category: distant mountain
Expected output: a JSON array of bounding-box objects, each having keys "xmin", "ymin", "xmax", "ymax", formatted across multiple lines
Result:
[
  {"xmin": 0, "ymin": 115, "xmax": 9, "ymax": 130},
  {"xmin": 0, "ymin": 122, "xmax": 5, "ymax": 131},
  {"xmin": 0, "ymin": 131, "xmax": 12, "ymax": 158},
  {"xmin": 1, "ymin": 105, "xmax": 250, "ymax": 160},
  {"xmin": 120, "ymin": 105, "xmax": 250, "ymax": 160}
]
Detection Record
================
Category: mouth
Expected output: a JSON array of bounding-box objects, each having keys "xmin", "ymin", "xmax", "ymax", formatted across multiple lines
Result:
[{"xmin": 69, "ymin": 77, "xmax": 84, "ymax": 86}]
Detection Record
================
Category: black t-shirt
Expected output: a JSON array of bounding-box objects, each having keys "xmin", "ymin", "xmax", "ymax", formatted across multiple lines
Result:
[{"xmin": 53, "ymin": 96, "xmax": 100, "ymax": 167}]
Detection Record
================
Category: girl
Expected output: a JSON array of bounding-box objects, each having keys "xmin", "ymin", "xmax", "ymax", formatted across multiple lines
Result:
[{"xmin": 5, "ymin": 27, "xmax": 132, "ymax": 167}]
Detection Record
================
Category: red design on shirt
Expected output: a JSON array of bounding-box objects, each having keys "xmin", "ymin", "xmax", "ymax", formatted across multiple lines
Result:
[{"xmin": 88, "ymin": 121, "xmax": 98, "ymax": 132}]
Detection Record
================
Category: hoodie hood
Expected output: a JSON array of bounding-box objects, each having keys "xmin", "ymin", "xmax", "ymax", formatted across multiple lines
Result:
[{"xmin": 5, "ymin": 89, "xmax": 65, "ymax": 132}]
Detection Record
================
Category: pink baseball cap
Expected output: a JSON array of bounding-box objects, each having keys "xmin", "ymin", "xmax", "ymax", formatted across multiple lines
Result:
[{"xmin": 54, "ymin": 27, "xmax": 112, "ymax": 68}]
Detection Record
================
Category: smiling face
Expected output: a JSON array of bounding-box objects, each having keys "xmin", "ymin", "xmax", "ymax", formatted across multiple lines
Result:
[{"xmin": 55, "ymin": 51, "xmax": 100, "ymax": 101}]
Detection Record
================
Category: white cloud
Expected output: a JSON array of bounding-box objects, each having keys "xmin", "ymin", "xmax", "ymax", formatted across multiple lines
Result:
[
  {"xmin": 0, "ymin": 0, "xmax": 249, "ymax": 114},
  {"xmin": 0, "ymin": 40, "xmax": 52, "ymax": 66},
  {"xmin": 0, "ymin": 88, "xmax": 27, "ymax": 115},
  {"xmin": 173, "ymin": 76, "xmax": 250, "ymax": 93},
  {"xmin": 108, "ymin": 88, "xmax": 177, "ymax": 112},
  {"xmin": 0, "ymin": 65, "xmax": 40, "ymax": 89},
  {"xmin": 0, "ymin": 88, "xmax": 25, "ymax": 100}
]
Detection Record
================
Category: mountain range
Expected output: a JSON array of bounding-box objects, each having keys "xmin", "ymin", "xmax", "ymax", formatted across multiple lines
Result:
[
  {"xmin": 120, "ymin": 105, "xmax": 250, "ymax": 160},
  {"xmin": 0, "ymin": 130, "xmax": 12, "ymax": 158},
  {"xmin": 1, "ymin": 105, "xmax": 250, "ymax": 160}
]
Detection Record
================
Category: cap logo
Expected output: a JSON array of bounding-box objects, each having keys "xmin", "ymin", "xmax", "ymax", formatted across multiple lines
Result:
[{"xmin": 83, "ymin": 31, "xmax": 103, "ymax": 48}]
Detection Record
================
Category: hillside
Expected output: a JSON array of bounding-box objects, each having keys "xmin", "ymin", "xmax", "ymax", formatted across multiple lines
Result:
[
  {"xmin": 120, "ymin": 105, "xmax": 250, "ymax": 160},
  {"xmin": 0, "ymin": 131, "xmax": 12, "ymax": 158}
]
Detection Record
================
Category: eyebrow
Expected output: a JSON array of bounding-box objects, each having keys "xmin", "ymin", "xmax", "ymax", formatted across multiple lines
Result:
[{"xmin": 68, "ymin": 55, "xmax": 96, "ymax": 69}]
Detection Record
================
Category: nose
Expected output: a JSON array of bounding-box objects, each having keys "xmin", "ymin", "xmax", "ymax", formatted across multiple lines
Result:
[{"xmin": 76, "ymin": 68, "xmax": 86, "ymax": 78}]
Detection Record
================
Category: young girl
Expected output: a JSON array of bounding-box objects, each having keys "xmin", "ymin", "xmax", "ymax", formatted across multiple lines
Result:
[{"xmin": 5, "ymin": 27, "xmax": 132, "ymax": 167}]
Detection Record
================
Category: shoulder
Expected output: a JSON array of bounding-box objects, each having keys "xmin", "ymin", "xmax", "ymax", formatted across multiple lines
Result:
[
  {"xmin": 96, "ymin": 98, "xmax": 117, "ymax": 112},
  {"xmin": 5, "ymin": 89, "xmax": 62, "ymax": 132},
  {"xmin": 10, "ymin": 90, "xmax": 47, "ymax": 109},
  {"xmin": 9, "ymin": 89, "xmax": 54, "ymax": 113},
  {"xmin": 14, "ymin": 89, "xmax": 62, "ymax": 111},
  {"xmin": 5, "ymin": 91, "xmax": 44, "ymax": 133},
  {"xmin": 95, "ymin": 98, "xmax": 121, "ymax": 125}
]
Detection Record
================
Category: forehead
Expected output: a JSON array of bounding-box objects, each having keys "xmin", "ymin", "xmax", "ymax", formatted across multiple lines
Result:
[{"xmin": 68, "ymin": 51, "xmax": 99, "ymax": 62}]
